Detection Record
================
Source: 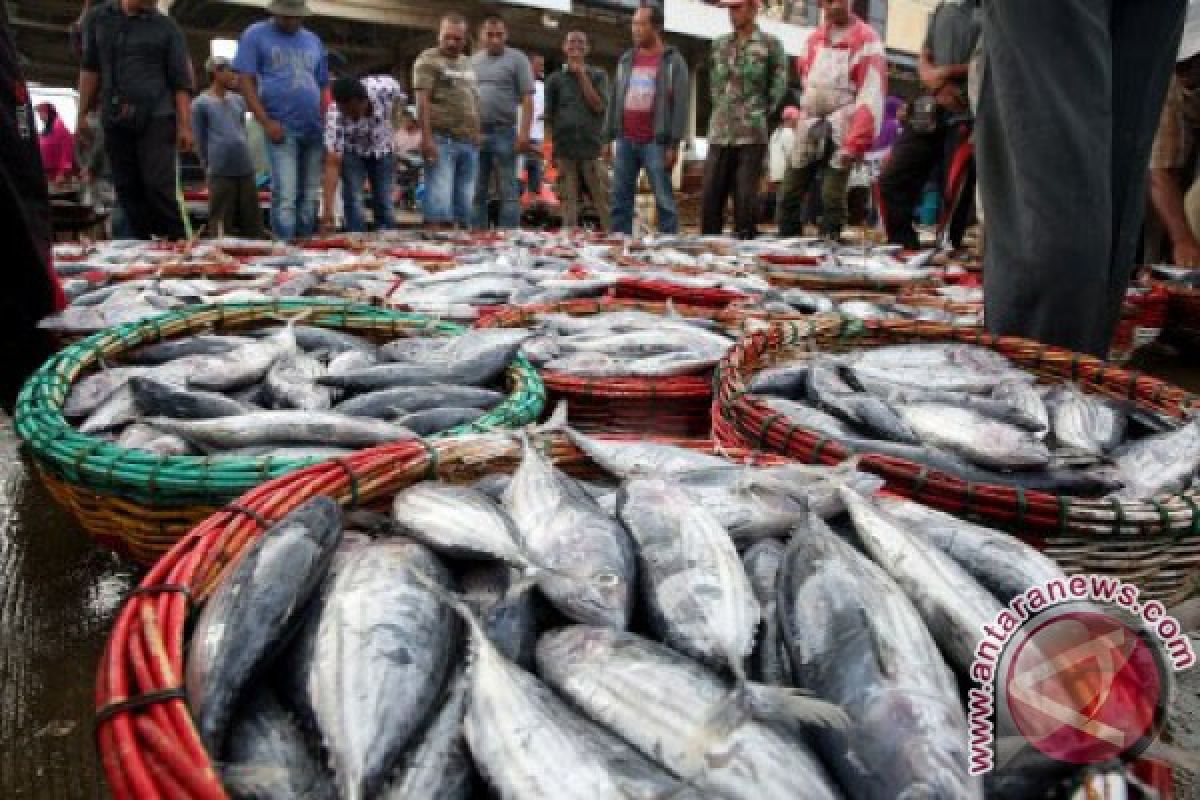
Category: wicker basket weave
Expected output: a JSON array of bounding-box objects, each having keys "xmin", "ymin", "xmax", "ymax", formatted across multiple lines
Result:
[
  {"xmin": 16, "ymin": 299, "xmax": 545, "ymax": 564},
  {"xmin": 712, "ymin": 317, "xmax": 1200, "ymax": 600}
]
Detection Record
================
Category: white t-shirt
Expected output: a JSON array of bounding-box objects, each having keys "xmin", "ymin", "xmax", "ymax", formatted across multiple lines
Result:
[{"xmin": 529, "ymin": 79, "xmax": 546, "ymax": 141}]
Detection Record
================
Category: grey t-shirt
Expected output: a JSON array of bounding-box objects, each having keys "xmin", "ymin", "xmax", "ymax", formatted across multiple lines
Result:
[
  {"xmin": 924, "ymin": 0, "xmax": 982, "ymax": 81},
  {"xmin": 470, "ymin": 46, "xmax": 534, "ymax": 130},
  {"xmin": 191, "ymin": 92, "xmax": 255, "ymax": 178}
]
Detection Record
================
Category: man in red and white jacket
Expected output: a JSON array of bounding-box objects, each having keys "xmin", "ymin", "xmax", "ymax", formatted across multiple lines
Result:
[{"xmin": 777, "ymin": 0, "xmax": 885, "ymax": 239}]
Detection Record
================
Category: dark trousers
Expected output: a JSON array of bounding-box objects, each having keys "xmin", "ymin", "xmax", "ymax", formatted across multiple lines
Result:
[
  {"xmin": 105, "ymin": 116, "xmax": 186, "ymax": 240},
  {"xmin": 978, "ymin": 0, "xmax": 1185, "ymax": 357},
  {"xmin": 880, "ymin": 121, "xmax": 974, "ymax": 250},
  {"xmin": 208, "ymin": 175, "xmax": 265, "ymax": 239},
  {"xmin": 701, "ymin": 144, "xmax": 767, "ymax": 239},
  {"xmin": 778, "ymin": 159, "xmax": 849, "ymax": 238}
]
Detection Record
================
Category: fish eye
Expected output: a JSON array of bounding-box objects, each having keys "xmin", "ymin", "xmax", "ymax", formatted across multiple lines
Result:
[{"xmin": 593, "ymin": 572, "xmax": 621, "ymax": 588}]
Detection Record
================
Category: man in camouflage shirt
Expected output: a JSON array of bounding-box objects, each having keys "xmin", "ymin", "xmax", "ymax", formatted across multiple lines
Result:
[{"xmin": 701, "ymin": 0, "xmax": 788, "ymax": 239}]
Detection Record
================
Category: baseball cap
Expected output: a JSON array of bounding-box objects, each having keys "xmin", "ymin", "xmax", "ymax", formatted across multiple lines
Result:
[
  {"xmin": 1181, "ymin": 0, "xmax": 1200, "ymax": 62},
  {"xmin": 205, "ymin": 55, "xmax": 232, "ymax": 73}
]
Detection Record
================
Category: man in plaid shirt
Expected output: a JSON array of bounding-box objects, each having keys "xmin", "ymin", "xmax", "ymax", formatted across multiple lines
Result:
[{"xmin": 321, "ymin": 74, "xmax": 406, "ymax": 232}]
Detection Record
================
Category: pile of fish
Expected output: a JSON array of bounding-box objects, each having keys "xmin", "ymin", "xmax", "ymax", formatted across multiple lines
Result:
[
  {"xmin": 515, "ymin": 308, "xmax": 742, "ymax": 379},
  {"xmin": 63, "ymin": 326, "xmax": 531, "ymax": 456},
  {"xmin": 183, "ymin": 430, "xmax": 1131, "ymax": 800},
  {"xmin": 747, "ymin": 343, "xmax": 1200, "ymax": 499},
  {"xmin": 760, "ymin": 287, "xmax": 980, "ymax": 325}
]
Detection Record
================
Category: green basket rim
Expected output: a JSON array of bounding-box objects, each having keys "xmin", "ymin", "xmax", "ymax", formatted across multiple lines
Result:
[{"xmin": 15, "ymin": 299, "xmax": 545, "ymax": 505}]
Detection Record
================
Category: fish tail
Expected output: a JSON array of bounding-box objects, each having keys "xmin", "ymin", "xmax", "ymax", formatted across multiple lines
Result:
[
  {"xmin": 531, "ymin": 399, "xmax": 569, "ymax": 435},
  {"xmin": 408, "ymin": 567, "xmax": 489, "ymax": 646}
]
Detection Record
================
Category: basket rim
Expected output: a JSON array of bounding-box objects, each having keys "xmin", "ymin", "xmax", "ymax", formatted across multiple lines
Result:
[
  {"xmin": 92, "ymin": 432, "xmax": 788, "ymax": 800},
  {"xmin": 15, "ymin": 299, "xmax": 545, "ymax": 504},
  {"xmin": 714, "ymin": 316, "xmax": 1200, "ymax": 533}
]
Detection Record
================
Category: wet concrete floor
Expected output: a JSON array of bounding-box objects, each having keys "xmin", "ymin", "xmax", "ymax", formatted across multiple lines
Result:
[{"xmin": 0, "ymin": 350, "xmax": 1197, "ymax": 799}]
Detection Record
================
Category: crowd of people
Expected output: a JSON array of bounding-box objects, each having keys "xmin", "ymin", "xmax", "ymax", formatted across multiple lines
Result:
[{"xmin": 0, "ymin": 0, "xmax": 1190, "ymax": 387}]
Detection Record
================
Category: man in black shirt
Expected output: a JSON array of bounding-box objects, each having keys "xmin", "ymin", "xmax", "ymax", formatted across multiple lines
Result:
[
  {"xmin": 879, "ymin": 0, "xmax": 980, "ymax": 251},
  {"xmin": 545, "ymin": 31, "xmax": 610, "ymax": 230},
  {"xmin": 77, "ymin": 0, "xmax": 193, "ymax": 240}
]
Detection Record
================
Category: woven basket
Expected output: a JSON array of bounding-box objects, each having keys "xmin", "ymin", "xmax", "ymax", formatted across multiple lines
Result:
[
  {"xmin": 480, "ymin": 298, "xmax": 802, "ymax": 437},
  {"xmin": 1152, "ymin": 279, "xmax": 1200, "ymax": 349},
  {"xmin": 93, "ymin": 433, "xmax": 784, "ymax": 800},
  {"xmin": 611, "ymin": 276, "xmax": 746, "ymax": 309},
  {"xmin": 16, "ymin": 299, "xmax": 545, "ymax": 564},
  {"xmin": 712, "ymin": 317, "xmax": 1200, "ymax": 601}
]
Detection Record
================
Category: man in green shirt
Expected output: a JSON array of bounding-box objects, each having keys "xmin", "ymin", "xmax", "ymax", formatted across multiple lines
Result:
[
  {"xmin": 701, "ymin": 0, "xmax": 788, "ymax": 239},
  {"xmin": 545, "ymin": 30, "xmax": 610, "ymax": 230}
]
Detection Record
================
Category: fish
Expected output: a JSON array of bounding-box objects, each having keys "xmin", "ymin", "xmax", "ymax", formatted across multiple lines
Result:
[
  {"xmin": 188, "ymin": 326, "xmax": 299, "ymax": 391},
  {"xmin": 381, "ymin": 672, "xmax": 473, "ymax": 800},
  {"xmin": 318, "ymin": 357, "xmax": 509, "ymax": 393},
  {"xmin": 503, "ymin": 435, "xmax": 636, "ymax": 629},
  {"xmin": 130, "ymin": 376, "xmax": 251, "ymax": 419},
  {"xmin": 147, "ymin": 412, "xmax": 414, "ymax": 449},
  {"xmin": 381, "ymin": 329, "xmax": 533, "ymax": 372},
  {"xmin": 336, "ymin": 385, "xmax": 504, "ymax": 418},
  {"xmin": 461, "ymin": 564, "xmax": 539, "ymax": 668},
  {"xmin": 223, "ymin": 446, "xmax": 358, "ymax": 461},
  {"xmin": 878, "ymin": 497, "xmax": 1066, "ymax": 603},
  {"xmin": 64, "ymin": 367, "xmax": 145, "ymax": 419},
  {"xmin": 840, "ymin": 487, "xmax": 1005, "ymax": 673},
  {"xmin": 185, "ymin": 497, "xmax": 343, "ymax": 756},
  {"xmin": 396, "ymin": 407, "xmax": 486, "ymax": 435},
  {"xmin": 894, "ymin": 402, "xmax": 1051, "ymax": 471},
  {"xmin": 991, "ymin": 380, "xmax": 1050, "ymax": 433},
  {"xmin": 777, "ymin": 514, "xmax": 982, "ymax": 799},
  {"xmin": 741, "ymin": 539, "xmax": 789, "ymax": 685},
  {"xmin": 221, "ymin": 688, "xmax": 336, "ymax": 800},
  {"xmin": 537, "ymin": 626, "xmax": 842, "ymax": 800},
  {"xmin": 423, "ymin": 584, "xmax": 702, "ymax": 800},
  {"xmin": 115, "ymin": 423, "xmax": 193, "ymax": 456},
  {"xmin": 1046, "ymin": 386, "xmax": 1128, "ymax": 455},
  {"xmin": 392, "ymin": 484, "xmax": 543, "ymax": 571},
  {"xmin": 305, "ymin": 539, "xmax": 459, "ymax": 800},
  {"xmin": 665, "ymin": 466, "xmax": 812, "ymax": 541},
  {"xmin": 78, "ymin": 384, "xmax": 140, "ymax": 435},
  {"xmin": 327, "ymin": 349, "xmax": 379, "ymax": 376},
  {"xmin": 748, "ymin": 364, "xmax": 812, "ymax": 399},
  {"xmin": 616, "ymin": 477, "xmax": 759, "ymax": 673},
  {"xmin": 1111, "ymin": 417, "xmax": 1200, "ymax": 499},
  {"xmin": 565, "ymin": 429, "xmax": 729, "ymax": 477},
  {"xmin": 805, "ymin": 364, "xmax": 918, "ymax": 444},
  {"xmin": 126, "ymin": 334, "xmax": 256, "ymax": 366},
  {"xmin": 263, "ymin": 352, "xmax": 334, "ymax": 411}
]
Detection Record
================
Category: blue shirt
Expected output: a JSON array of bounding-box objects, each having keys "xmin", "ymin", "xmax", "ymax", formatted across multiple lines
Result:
[
  {"xmin": 233, "ymin": 20, "xmax": 327, "ymax": 137},
  {"xmin": 192, "ymin": 92, "xmax": 255, "ymax": 178}
]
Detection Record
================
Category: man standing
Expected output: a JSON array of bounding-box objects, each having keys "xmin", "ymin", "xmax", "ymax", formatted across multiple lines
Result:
[
  {"xmin": 777, "ymin": 0, "xmax": 885, "ymax": 239},
  {"xmin": 1149, "ymin": 9, "xmax": 1200, "ymax": 267},
  {"xmin": 978, "ymin": 0, "xmax": 1185, "ymax": 356},
  {"xmin": 192, "ymin": 56, "xmax": 265, "ymax": 238},
  {"xmin": 605, "ymin": 3, "xmax": 690, "ymax": 236},
  {"xmin": 701, "ymin": 0, "xmax": 788, "ymax": 239},
  {"xmin": 766, "ymin": 105, "xmax": 799, "ymax": 223},
  {"xmin": 321, "ymin": 74, "xmax": 406, "ymax": 233},
  {"xmin": 878, "ymin": 0, "xmax": 980, "ymax": 250},
  {"xmin": 77, "ymin": 0, "xmax": 193, "ymax": 240},
  {"xmin": 413, "ymin": 12, "xmax": 481, "ymax": 230},
  {"xmin": 234, "ymin": 0, "xmax": 328, "ymax": 241},
  {"xmin": 471, "ymin": 16, "xmax": 534, "ymax": 230},
  {"xmin": 521, "ymin": 53, "xmax": 547, "ymax": 203},
  {"xmin": 545, "ymin": 31, "xmax": 610, "ymax": 230}
]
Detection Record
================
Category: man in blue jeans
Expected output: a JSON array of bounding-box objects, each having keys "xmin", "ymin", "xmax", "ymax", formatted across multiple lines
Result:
[
  {"xmin": 234, "ymin": 0, "xmax": 327, "ymax": 241},
  {"xmin": 604, "ymin": 3, "xmax": 690, "ymax": 235},
  {"xmin": 414, "ymin": 12, "xmax": 481, "ymax": 230},
  {"xmin": 320, "ymin": 75, "xmax": 406, "ymax": 232},
  {"xmin": 471, "ymin": 15, "xmax": 534, "ymax": 230}
]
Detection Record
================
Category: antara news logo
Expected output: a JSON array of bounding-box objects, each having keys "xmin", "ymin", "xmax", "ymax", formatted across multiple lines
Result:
[{"xmin": 967, "ymin": 574, "xmax": 1195, "ymax": 774}]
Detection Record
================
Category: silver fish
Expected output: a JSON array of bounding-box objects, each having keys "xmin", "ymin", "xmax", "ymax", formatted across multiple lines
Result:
[
  {"xmin": 392, "ymin": 483, "xmax": 538, "ymax": 569},
  {"xmin": 264, "ymin": 352, "xmax": 334, "ymax": 411},
  {"xmin": 504, "ymin": 435, "xmax": 636, "ymax": 629},
  {"xmin": 221, "ymin": 688, "xmax": 335, "ymax": 800},
  {"xmin": 1046, "ymin": 386, "xmax": 1127, "ymax": 456},
  {"xmin": 64, "ymin": 367, "xmax": 145, "ymax": 419},
  {"xmin": 565, "ymin": 429, "xmax": 728, "ymax": 477},
  {"xmin": 147, "ymin": 411, "xmax": 414, "ymax": 449},
  {"xmin": 742, "ymin": 539, "xmax": 789, "ymax": 685},
  {"xmin": 336, "ymin": 385, "xmax": 504, "ymax": 419},
  {"xmin": 397, "ymin": 407, "xmax": 486, "ymax": 435},
  {"xmin": 186, "ymin": 497, "xmax": 343, "ymax": 756},
  {"xmin": 115, "ymin": 423, "xmax": 193, "ymax": 456},
  {"xmin": 538, "ymin": 626, "xmax": 841, "ymax": 800},
  {"xmin": 307, "ymin": 540, "xmax": 459, "ymax": 800},
  {"xmin": 188, "ymin": 326, "xmax": 298, "ymax": 391},
  {"xmin": 461, "ymin": 564, "xmax": 539, "ymax": 668},
  {"xmin": 894, "ymin": 403, "xmax": 1051, "ymax": 471},
  {"xmin": 382, "ymin": 672, "xmax": 472, "ymax": 800},
  {"xmin": 840, "ymin": 488, "xmax": 1005, "ymax": 673},
  {"xmin": 778, "ymin": 514, "xmax": 982, "ymax": 800},
  {"xmin": 1111, "ymin": 417, "xmax": 1200, "ymax": 499}
]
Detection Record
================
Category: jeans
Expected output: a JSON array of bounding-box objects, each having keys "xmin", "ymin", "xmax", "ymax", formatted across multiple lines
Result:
[
  {"xmin": 424, "ymin": 134, "xmax": 479, "ymax": 227},
  {"xmin": 341, "ymin": 152, "xmax": 396, "ymax": 232},
  {"xmin": 473, "ymin": 127, "xmax": 520, "ymax": 230},
  {"xmin": 105, "ymin": 117, "xmax": 187, "ymax": 240},
  {"xmin": 267, "ymin": 130, "xmax": 323, "ymax": 241},
  {"xmin": 610, "ymin": 138, "xmax": 678, "ymax": 235}
]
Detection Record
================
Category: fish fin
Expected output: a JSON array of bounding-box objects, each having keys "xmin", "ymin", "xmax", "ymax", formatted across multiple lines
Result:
[
  {"xmin": 739, "ymin": 679, "xmax": 851, "ymax": 732},
  {"xmin": 532, "ymin": 400, "xmax": 569, "ymax": 435}
]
